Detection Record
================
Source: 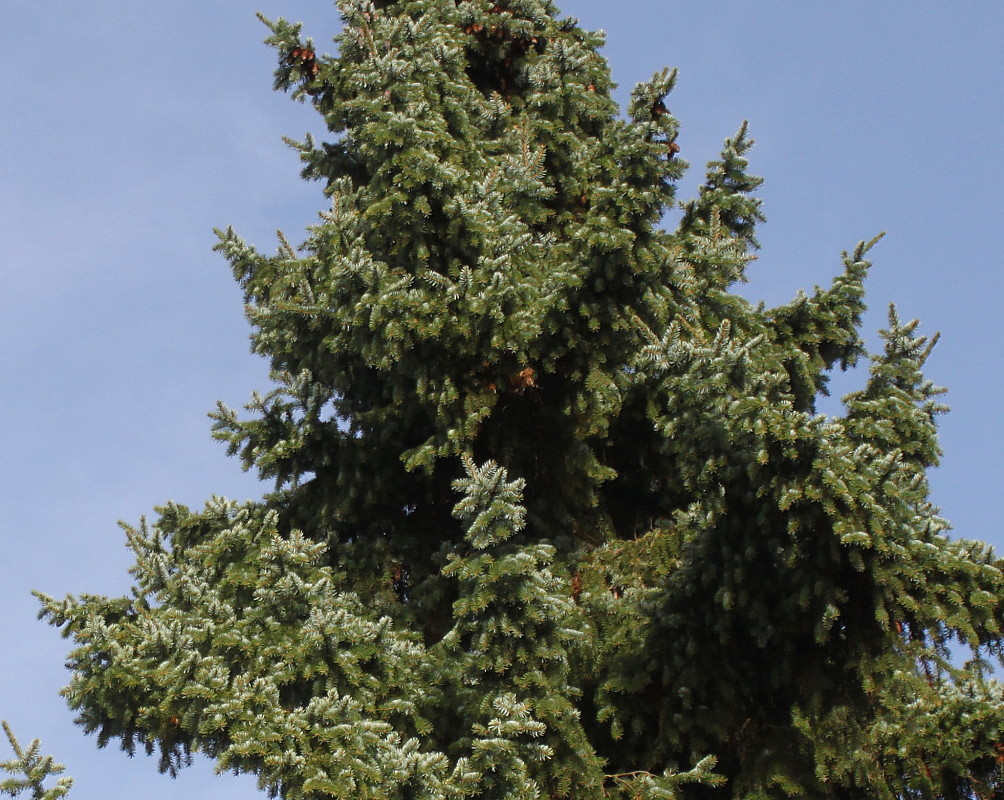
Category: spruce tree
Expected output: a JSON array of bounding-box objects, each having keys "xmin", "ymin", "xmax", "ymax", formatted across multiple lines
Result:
[
  {"xmin": 36, "ymin": 1, "xmax": 1004, "ymax": 798},
  {"xmin": 1, "ymin": 723, "xmax": 73, "ymax": 799}
]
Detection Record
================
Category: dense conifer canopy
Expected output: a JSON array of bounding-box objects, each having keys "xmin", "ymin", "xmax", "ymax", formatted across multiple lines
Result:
[{"xmin": 31, "ymin": 1, "xmax": 1004, "ymax": 798}]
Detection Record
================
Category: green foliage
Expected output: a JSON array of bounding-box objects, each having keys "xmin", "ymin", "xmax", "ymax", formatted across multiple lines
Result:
[
  {"xmin": 38, "ymin": 501, "xmax": 449, "ymax": 799},
  {"xmin": 1, "ymin": 723, "xmax": 72, "ymax": 800},
  {"xmin": 37, "ymin": 1, "xmax": 1004, "ymax": 798},
  {"xmin": 441, "ymin": 457, "xmax": 603, "ymax": 799}
]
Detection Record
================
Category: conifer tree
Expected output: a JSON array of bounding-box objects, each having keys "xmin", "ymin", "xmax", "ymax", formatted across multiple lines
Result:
[
  {"xmin": 1, "ymin": 723, "xmax": 73, "ymax": 799},
  {"xmin": 36, "ymin": 1, "xmax": 1004, "ymax": 798}
]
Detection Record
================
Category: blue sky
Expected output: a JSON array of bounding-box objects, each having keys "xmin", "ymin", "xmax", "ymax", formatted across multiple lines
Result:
[{"xmin": 2, "ymin": 2, "xmax": 1001, "ymax": 797}]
